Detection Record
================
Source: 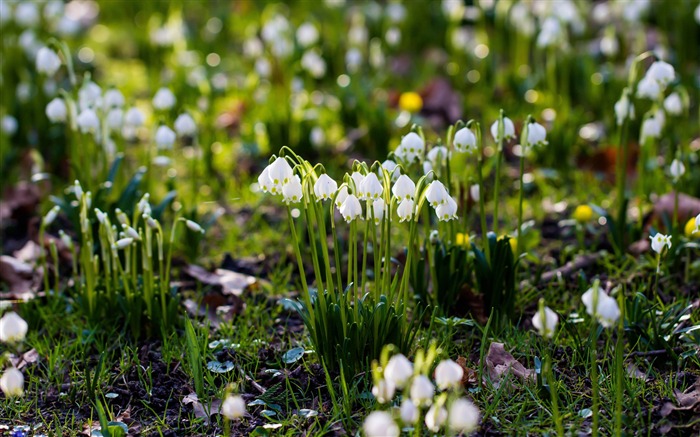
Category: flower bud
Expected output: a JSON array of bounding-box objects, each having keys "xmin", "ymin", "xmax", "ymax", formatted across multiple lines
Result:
[
  {"xmin": 36, "ymin": 47, "xmax": 61, "ymax": 76},
  {"xmin": 185, "ymin": 220, "xmax": 205, "ymax": 234},
  {"xmin": 0, "ymin": 368, "xmax": 24, "ymax": 397},
  {"xmin": 0, "ymin": 312, "xmax": 28, "ymax": 343},
  {"xmin": 46, "ymin": 97, "xmax": 67, "ymax": 122},
  {"xmin": 152, "ymin": 87, "xmax": 176, "ymax": 110},
  {"xmin": 221, "ymin": 395, "xmax": 246, "ymax": 419},
  {"xmin": 43, "ymin": 205, "xmax": 60, "ymax": 226}
]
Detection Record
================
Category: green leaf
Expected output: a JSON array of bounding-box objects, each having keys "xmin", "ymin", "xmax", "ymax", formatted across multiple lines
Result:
[{"xmin": 282, "ymin": 347, "xmax": 305, "ymax": 364}]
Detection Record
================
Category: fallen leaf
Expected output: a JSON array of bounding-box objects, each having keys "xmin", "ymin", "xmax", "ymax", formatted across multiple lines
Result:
[
  {"xmin": 456, "ymin": 356, "xmax": 479, "ymax": 386},
  {"xmin": 0, "ymin": 255, "xmax": 41, "ymax": 299},
  {"xmin": 10, "ymin": 348, "xmax": 39, "ymax": 370},
  {"xmin": 484, "ymin": 342, "xmax": 535, "ymax": 386},
  {"xmin": 183, "ymin": 264, "xmax": 258, "ymax": 296},
  {"xmin": 651, "ymin": 192, "xmax": 700, "ymax": 228},
  {"xmin": 659, "ymin": 377, "xmax": 700, "ymax": 417},
  {"xmin": 182, "ymin": 393, "xmax": 222, "ymax": 425}
]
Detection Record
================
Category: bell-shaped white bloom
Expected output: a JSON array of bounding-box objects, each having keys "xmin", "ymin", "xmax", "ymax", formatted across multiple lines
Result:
[
  {"xmin": 392, "ymin": 175, "xmax": 416, "ymax": 201},
  {"xmin": 221, "ymin": 395, "xmax": 246, "ymax": 419},
  {"xmin": 350, "ymin": 172, "xmax": 365, "ymax": 193},
  {"xmin": 2, "ymin": 115, "xmax": 18, "ymax": 136},
  {"xmin": 425, "ymin": 404, "xmax": 448, "ymax": 432},
  {"xmin": 36, "ymin": 47, "xmax": 61, "ymax": 76},
  {"xmin": 267, "ymin": 157, "xmax": 295, "ymax": 195},
  {"xmin": 103, "ymin": 89, "xmax": 124, "ymax": 108},
  {"xmin": 14, "ymin": 2, "xmax": 39, "ymax": 27},
  {"xmin": 646, "ymin": 60, "xmax": 675, "ymax": 87},
  {"xmin": 396, "ymin": 132, "xmax": 425, "ymax": 163},
  {"xmin": 335, "ymin": 186, "xmax": 349, "ymax": 209},
  {"xmin": 532, "ymin": 306, "xmax": 558, "ymax": 338},
  {"xmin": 106, "ymin": 108, "xmax": 123, "ymax": 131},
  {"xmin": 78, "ymin": 82, "xmax": 102, "ymax": 110},
  {"xmin": 600, "ymin": 34, "xmax": 619, "ymax": 57},
  {"xmin": 454, "ymin": 127, "xmax": 477, "ymax": 154},
  {"xmin": 76, "ymin": 109, "xmax": 99, "ymax": 134},
  {"xmin": 122, "ymin": 225, "xmax": 140, "ymax": 240},
  {"xmin": 314, "ymin": 174, "xmax": 337, "ymax": 201},
  {"xmin": 435, "ymin": 359, "xmax": 464, "ymax": 390},
  {"xmin": 153, "ymin": 87, "xmax": 176, "ymax": 110},
  {"xmin": 536, "ymin": 16, "xmax": 563, "ymax": 48},
  {"xmin": 490, "ymin": 117, "xmax": 515, "ymax": 142},
  {"xmin": 581, "ymin": 286, "xmax": 620, "ymax": 328},
  {"xmin": 340, "ymin": 194, "xmax": 362, "ymax": 222},
  {"xmin": 0, "ymin": 312, "xmax": 28, "ymax": 343},
  {"xmin": 258, "ymin": 166, "xmax": 271, "ymax": 193},
  {"xmin": 640, "ymin": 116, "xmax": 663, "ymax": 144},
  {"xmin": 46, "ymin": 97, "xmax": 67, "ymax": 122},
  {"xmin": 423, "ymin": 161, "xmax": 433, "ymax": 177},
  {"xmin": 410, "ymin": 375, "xmax": 434, "ymax": 406},
  {"xmin": 363, "ymin": 411, "xmax": 399, "ymax": 437},
  {"xmin": 448, "ymin": 398, "xmax": 480, "ymax": 434},
  {"xmin": 636, "ymin": 76, "xmax": 661, "ymax": 100},
  {"xmin": 614, "ymin": 93, "xmax": 635, "ymax": 126},
  {"xmin": 664, "ymin": 93, "xmax": 683, "ymax": 115},
  {"xmin": 382, "ymin": 159, "xmax": 400, "ymax": 181},
  {"xmin": 436, "ymin": 196, "xmax": 458, "ymax": 222},
  {"xmin": 368, "ymin": 198, "xmax": 385, "ymax": 224},
  {"xmin": 400, "ymin": 399, "xmax": 419, "ymax": 424},
  {"xmin": 296, "ymin": 22, "xmax": 319, "ymax": 47},
  {"xmin": 526, "ymin": 122, "xmax": 547, "ymax": 147},
  {"xmin": 649, "ymin": 233, "xmax": 672, "ymax": 254},
  {"xmin": 114, "ymin": 237, "xmax": 134, "ymax": 250},
  {"xmin": 185, "ymin": 220, "xmax": 205, "ymax": 234},
  {"xmin": 282, "ymin": 175, "xmax": 304, "ymax": 204},
  {"xmin": 301, "ymin": 50, "xmax": 327, "ymax": 78},
  {"xmin": 174, "ymin": 113, "xmax": 197, "ymax": 136},
  {"xmin": 427, "ymin": 146, "xmax": 449, "ymax": 166},
  {"xmin": 384, "ymin": 353, "xmax": 413, "ymax": 388},
  {"xmin": 155, "ymin": 125, "xmax": 176, "ymax": 149},
  {"xmin": 0, "ymin": 368, "xmax": 24, "ymax": 397},
  {"xmin": 470, "ymin": 184, "xmax": 480, "ymax": 201},
  {"xmin": 669, "ymin": 159, "xmax": 685, "ymax": 181},
  {"xmin": 397, "ymin": 199, "xmax": 415, "ymax": 222},
  {"xmin": 360, "ymin": 172, "xmax": 383, "ymax": 201},
  {"xmin": 371, "ymin": 378, "xmax": 395, "ymax": 403},
  {"xmin": 425, "ymin": 180, "xmax": 450, "ymax": 208},
  {"xmin": 124, "ymin": 107, "xmax": 145, "ymax": 127},
  {"xmin": 43, "ymin": 205, "xmax": 60, "ymax": 227}
]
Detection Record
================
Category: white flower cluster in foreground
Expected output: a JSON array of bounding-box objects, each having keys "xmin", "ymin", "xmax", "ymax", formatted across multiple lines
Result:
[{"xmin": 1, "ymin": 311, "xmax": 28, "ymax": 397}]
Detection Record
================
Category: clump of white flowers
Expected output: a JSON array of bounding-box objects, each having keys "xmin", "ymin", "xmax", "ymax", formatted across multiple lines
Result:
[
  {"xmin": 1, "ymin": 311, "xmax": 28, "ymax": 397},
  {"xmin": 581, "ymin": 285, "xmax": 620, "ymax": 328}
]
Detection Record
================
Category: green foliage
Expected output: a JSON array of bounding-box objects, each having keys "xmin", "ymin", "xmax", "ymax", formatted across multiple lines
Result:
[{"xmin": 472, "ymin": 234, "xmax": 516, "ymax": 330}]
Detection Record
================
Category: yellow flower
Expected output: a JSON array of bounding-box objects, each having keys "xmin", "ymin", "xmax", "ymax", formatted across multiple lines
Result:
[
  {"xmin": 685, "ymin": 217, "xmax": 699, "ymax": 239},
  {"xmin": 456, "ymin": 233, "xmax": 470, "ymax": 247},
  {"xmin": 399, "ymin": 92, "xmax": 423, "ymax": 113},
  {"xmin": 498, "ymin": 234, "xmax": 517, "ymax": 254},
  {"xmin": 572, "ymin": 205, "xmax": 594, "ymax": 223}
]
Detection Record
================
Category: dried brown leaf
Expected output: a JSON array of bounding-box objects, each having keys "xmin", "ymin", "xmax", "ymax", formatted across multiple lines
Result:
[{"xmin": 484, "ymin": 342, "xmax": 535, "ymax": 386}]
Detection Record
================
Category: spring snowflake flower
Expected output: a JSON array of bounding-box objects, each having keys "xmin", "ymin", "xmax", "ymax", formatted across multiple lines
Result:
[
  {"xmin": 371, "ymin": 379, "xmax": 395, "ymax": 403},
  {"xmin": 639, "ymin": 116, "xmax": 663, "ymax": 144},
  {"xmin": 526, "ymin": 121, "xmax": 547, "ymax": 147},
  {"xmin": 334, "ymin": 186, "xmax": 349, "ymax": 209},
  {"xmin": 614, "ymin": 92, "xmax": 635, "ymax": 126},
  {"xmin": 36, "ymin": 47, "xmax": 61, "ymax": 76},
  {"xmin": 649, "ymin": 233, "xmax": 672, "ymax": 254},
  {"xmin": 185, "ymin": 220, "xmax": 205, "ymax": 234},
  {"xmin": 664, "ymin": 93, "xmax": 683, "ymax": 115},
  {"xmin": 106, "ymin": 108, "xmax": 123, "ymax": 131},
  {"xmin": 222, "ymin": 395, "xmax": 246, "ymax": 419},
  {"xmin": 46, "ymin": 98, "xmax": 67, "ymax": 123},
  {"xmin": 669, "ymin": 159, "xmax": 685, "ymax": 181},
  {"xmin": 0, "ymin": 368, "xmax": 24, "ymax": 397},
  {"xmin": 363, "ymin": 411, "xmax": 399, "ymax": 437},
  {"xmin": 360, "ymin": 172, "xmax": 383, "ymax": 201},
  {"xmin": 427, "ymin": 146, "xmax": 449, "ymax": 166},
  {"xmin": 582, "ymin": 286, "xmax": 620, "ymax": 328},
  {"xmin": 124, "ymin": 107, "xmax": 145, "ymax": 127},
  {"xmin": 381, "ymin": 160, "xmax": 400, "ymax": 180},
  {"xmin": 14, "ymin": 2, "xmax": 39, "ymax": 27},
  {"xmin": 368, "ymin": 198, "xmax": 385, "ymax": 224},
  {"xmin": 266, "ymin": 157, "xmax": 295, "ymax": 195},
  {"xmin": 296, "ymin": 22, "xmax": 319, "ymax": 47},
  {"xmin": 532, "ymin": 306, "xmax": 558, "ymax": 338},
  {"xmin": 425, "ymin": 404, "xmax": 448, "ymax": 432},
  {"xmin": 395, "ymin": 132, "xmax": 425, "ymax": 163},
  {"xmin": 392, "ymin": 175, "xmax": 416, "ymax": 201},
  {"xmin": 0, "ymin": 312, "xmax": 28, "ymax": 343},
  {"xmin": 646, "ymin": 60, "xmax": 675, "ymax": 87},
  {"xmin": 435, "ymin": 196, "xmax": 458, "ymax": 222},
  {"xmin": 282, "ymin": 176, "xmax": 304, "ymax": 204},
  {"xmin": 384, "ymin": 354, "xmax": 413, "ymax": 388},
  {"xmin": 536, "ymin": 17, "xmax": 563, "ymax": 48},
  {"xmin": 400, "ymin": 399, "xmax": 419, "ymax": 424},
  {"xmin": 448, "ymin": 398, "xmax": 480, "ymax": 434},
  {"xmin": 103, "ymin": 89, "xmax": 125, "ymax": 108},
  {"xmin": 636, "ymin": 76, "xmax": 661, "ymax": 100},
  {"xmin": 155, "ymin": 125, "xmax": 176, "ymax": 149},
  {"xmin": 425, "ymin": 180, "xmax": 450, "ymax": 208},
  {"xmin": 397, "ymin": 198, "xmax": 415, "ymax": 222},
  {"xmin": 76, "ymin": 109, "xmax": 99, "ymax": 134},
  {"xmin": 153, "ymin": 87, "xmax": 176, "ymax": 110},
  {"xmin": 78, "ymin": 81, "xmax": 102, "ymax": 110},
  {"xmin": 470, "ymin": 184, "xmax": 480, "ymax": 201},
  {"xmin": 174, "ymin": 113, "xmax": 197, "ymax": 136},
  {"xmin": 453, "ymin": 127, "xmax": 477, "ymax": 154},
  {"xmin": 410, "ymin": 375, "xmax": 435, "ymax": 406},
  {"xmin": 350, "ymin": 172, "xmax": 365, "ymax": 193},
  {"xmin": 2, "ymin": 115, "xmax": 18, "ymax": 136},
  {"xmin": 313, "ymin": 174, "xmax": 337, "ymax": 201},
  {"xmin": 490, "ymin": 117, "xmax": 515, "ymax": 142},
  {"xmin": 339, "ymin": 194, "xmax": 362, "ymax": 222},
  {"xmin": 435, "ymin": 359, "xmax": 464, "ymax": 390}
]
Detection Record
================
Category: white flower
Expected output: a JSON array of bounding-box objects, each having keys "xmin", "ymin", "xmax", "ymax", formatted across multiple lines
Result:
[
  {"xmin": 371, "ymin": 379, "xmax": 395, "ymax": 403},
  {"xmin": 0, "ymin": 312, "xmax": 28, "ymax": 343},
  {"xmin": 267, "ymin": 157, "xmax": 295, "ymax": 195},
  {"xmin": 581, "ymin": 286, "xmax": 620, "ymax": 328},
  {"xmin": 36, "ymin": 47, "xmax": 61, "ymax": 76},
  {"xmin": 435, "ymin": 359, "xmax": 463, "ymax": 390},
  {"xmin": 669, "ymin": 159, "xmax": 685, "ymax": 181},
  {"xmin": 78, "ymin": 82, "xmax": 102, "ymax": 110},
  {"xmin": 340, "ymin": 195, "xmax": 362, "ymax": 222},
  {"xmin": 350, "ymin": 172, "xmax": 365, "ymax": 194},
  {"xmin": 423, "ymin": 161, "xmax": 433, "ymax": 177},
  {"xmin": 636, "ymin": 76, "xmax": 661, "ymax": 100},
  {"xmin": 14, "ymin": 2, "xmax": 39, "ymax": 27},
  {"xmin": 427, "ymin": 146, "xmax": 449, "ymax": 166},
  {"xmin": 122, "ymin": 225, "xmax": 140, "ymax": 240},
  {"xmin": 335, "ymin": 186, "xmax": 349, "ymax": 209},
  {"xmin": 363, "ymin": 411, "xmax": 399, "ymax": 437},
  {"xmin": 255, "ymin": 58, "xmax": 271, "ymax": 78},
  {"xmin": 536, "ymin": 17, "xmax": 563, "ymax": 48},
  {"xmin": 646, "ymin": 60, "xmax": 675, "ymax": 87},
  {"xmin": 43, "ymin": 205, "xmax": 60, "ymax": 226},
  {"xmin": 46, "ymin": 98, "xmax": 67, "ymax": 122},
  {"xmin": 384, "ymin": 354, "xmax": 413, "ymax": 388},
  {"xmin": 2, "ymin": 115, "xmax": 18, "ymax": 136},
  {"xmin": 296, "ymin": 22, "xmax": 319, "ymax": 47},
  {"xmin": 664, "ymin": 93, "xmax": 683, "ymax": 115},
  {"xmin": 396, "ymin": 132, "xmax": 425, "ymax": 163},
  {"xmin": 490, "ymin": 117, "xmax": 515, "ymax": 142},
  {"xmin": 425, "ymin": 180, "xmax": 450, "ymax": 208},
  {"xmin": 392, "ymin": 175, "xmax": 416, "ymax": 201},
  {"xmin": 0, "ymin": 368, "xmax": 24, "ymax": 397},
  {"xmin": 301, "ymin": 50, "xmax": 327, "ymax": 78},
  {"xmin": 640, "ymin": 116, "xmax": 663, "ymax": 144},
  {"xmin": 221, "ymin": 395, "xmax": 246, "ymax": 419},
  {"xmin": 155, "ymin": 125, "xmax": 176, "ymax": 149},
  {"xmin": 76, "ymin": 109, "xmax": 99, "ymax": 134},
  {"xmin": 310, "ymin": 127, "xmax": 325, "ymax": 147},
  {"xmin": 436, "ymin": 196, "xmax": 458, "ymax": 222},
  {"xmin": 103, "ymin": 89, "xmax": 125, "ymax": 108},
  {"xmin": 382, "ymin": 160, "xmax": 400, "ymax": 180},
  {"xmin": 454, "ymin": 127, "xmax": 477, "ymax": 154},
  {"xmin": 695, "ymin": 213, "xmax": 700, "ymax": 233},
  {"xmin": 614, "ymin": 93, "xmax": 635, "ymax": 126},
  {"xmin": 470, "ymin": 184, "xmax": 480, "ymax": 201},
  {"xmin": 153, "ymin": 87, "xmax": 176, "ymax": 110},
  {"xmin": 425, "ymin": 404, "xmax": 448, "ymax": 432},
  {"xmin": 124, "ymin": 107, "xmax": 145, "ymax": 127},
  {"xmin": 185, "ymin": 220, "xmax": 204, "ymax": 234},
  {"xmin": 314, "ymin": 174, "xmax": 337, "ymax": 201},
  {"xmin": 532, "ymin": 306, "xmax": 558, "ymax": 338},
  {"xmin": 649, "ymin": 233, "xmax": 672, "ymax": 254},
  {"xmin": 397, "ymin": 199, "xmax": 415, "ymax": 222},
  {"xmin": 400, "ymin": 399, "xmax": 419, "ymax": 424},
  {"xmin": 600, "ymin": 34, "xmax": 619, "ymax": 57},
  {"xmin": 282, "ymin": 176, "xmax": 304, "ymax": 204},
  {"xmin": 174, "ymin": 113, "xmax": 197, "ymax": 136},
  {"xmin": 448, "ymin": 398, "xmax": 480, "ymax": 434},
  {"xmin": 359, "ymin": 172, "xmax": 383, "ymax": 201},
  {"xmin": 106, "ymin": 108, "xmax": 123, "ymax": 131},
  {"xmin": 368, "ymin": 198, "xmax": 385, "ymax": 224},
  {"xmin": 410, "ymin": 375, "xmax": 434, "ymax": 406},
  {"xmin": 114, "ymin": 238, "xmax": 134, "ymax": 250},
  {"xmin": 526, "ymin": 121, "xmax": 547, "ymax": 147}
]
